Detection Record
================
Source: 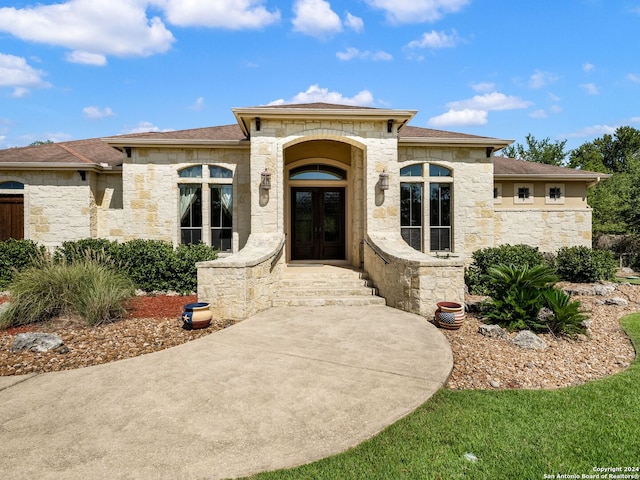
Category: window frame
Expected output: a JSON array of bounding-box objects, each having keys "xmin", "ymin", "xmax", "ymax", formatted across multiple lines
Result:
[
  {"xmin": 514, "ymin": 182, "xmax": 534, "ymax": 205},
  {"xmin": 545, "ymin": 183, "xmax": 565, "ymax": 205}
]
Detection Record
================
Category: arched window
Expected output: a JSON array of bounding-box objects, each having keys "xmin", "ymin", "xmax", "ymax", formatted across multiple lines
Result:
[
  {"xmin": 290, "ymin": 164, "xmax": 347, "ymax": 180},
  {"xmin": 0, "ymin": 181, "xmax": 24, "ymax": 190},
  {"xmin": 400, "ymin": 163, "xmax": 453, "ymax": 252},
  {"xmin": 178, "ymin": 166, "xmax": 202, "ymax": 178}
]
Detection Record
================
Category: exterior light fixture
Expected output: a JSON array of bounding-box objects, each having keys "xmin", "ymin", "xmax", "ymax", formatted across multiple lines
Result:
[
  {"xmin": 260, "ymin": 168, "xmax": 271, "ymax": 190},
  {"xmin": 379, "ymin": 170, "xmax": 389, "ymax": 190},
  {"xmin": 387, "ymin": 119, "xmax": 394, "ymax": 133},
  {"xmin": 255, "ymin": 117, "xmax": 261, "ymax": 131}
]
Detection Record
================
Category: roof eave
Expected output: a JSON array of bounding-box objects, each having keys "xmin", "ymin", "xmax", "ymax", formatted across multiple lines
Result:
[
  {"xmin": 400, "ymin": 137, "xmax": 513, "ymax": 149},
  {"xmin": 102, "ymin": 138, "xmax": 249, "ymax": 149},
  {"xmin": 233, "ymin": 107, "xmax": 418, "ymax": 137},
  {"xmin": 0, "ymin": 162, "xmax": 115, "ymax": 172},
  {"xmin": 494, "ymin": 173, "xmax": 610, "ymax": 181}
]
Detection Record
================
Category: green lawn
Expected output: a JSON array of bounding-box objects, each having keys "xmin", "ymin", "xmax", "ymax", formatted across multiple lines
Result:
[{"xmin": 245, "ymin": 314, "xmax": 640, "ymax": 480}]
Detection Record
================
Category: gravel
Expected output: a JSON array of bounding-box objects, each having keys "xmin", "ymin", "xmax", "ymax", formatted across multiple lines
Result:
[{"xmin": 1, "ymin": 283, "xmax": 637, "ymax": 389}]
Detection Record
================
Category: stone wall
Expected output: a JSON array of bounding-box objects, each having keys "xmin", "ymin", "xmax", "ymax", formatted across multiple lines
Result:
[
  {"xmin": 364, "ymin": 232, "xmax": 465, "ymax": 317},
  {"xmin": 197, "ymin": 233, "xmax": 285, "ymax": 320},
  {"xmin": 1, "ymin": 170, "xmax": 95, "ymax": 248},
  {"xmin": 494, "ymin": 208, "xmax": 593, "ymax": 252}
]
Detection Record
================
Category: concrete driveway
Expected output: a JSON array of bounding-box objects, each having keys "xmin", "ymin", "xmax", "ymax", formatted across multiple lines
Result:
[{"xmin": 0, "ymin": 305, "xmax": 452, "ymax": 480}]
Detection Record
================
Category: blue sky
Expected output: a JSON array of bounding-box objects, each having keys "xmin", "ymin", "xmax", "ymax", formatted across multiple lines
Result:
[{"xmin": 0, "ymin": 0, "xmax": 639, "ymax": 151}]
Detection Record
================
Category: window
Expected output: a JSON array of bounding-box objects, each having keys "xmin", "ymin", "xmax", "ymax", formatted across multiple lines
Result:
[
  {"xmin": 289, "ymin": 164, "xmax": 347, "ymax": 180},
  {"xmin": 400, "ymin": 183, "xmax": 422, "ymax": 250},
  {"xmin": 430, "ymin": 183, "xmax": 451, "ymax": 251},
  {"xmin": 400, "ymin": 163, "xmax": 453, "ymax": 252},
  {"xmin": 514, "ymin": 183, "xmax": 534, "ymax": 204},
  {"xmin": 0, "ymin": 181, "xmax": 24, "ymax": 190},
  {"xmin": 178, "ymin": 165, "xmax": 233, "ymax": 250},
  {"xmin": 179, "ymin": 185, "xmax": 202, "ymax": 244},
  {"xmin": 494, "ymin": 183, "xmax": 502, "ymax": 204},
  {"xmin": 546, "ymin": 183, "xmax": 565, "ymax": 204}
]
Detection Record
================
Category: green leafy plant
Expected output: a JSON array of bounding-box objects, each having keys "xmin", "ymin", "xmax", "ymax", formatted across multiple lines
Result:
[
  {"xmin": 542, "ymin": 288, "xmax": 589, "ymax": 337},
  {"xmin": 0, "ymin": 254, "xmax": 134, "ymax": 328},
  {"xmin": 555, "ymin": 246, "xmax": 617, "ymax": 283},
  {"xmin": 483, "ymin": 264, "xmax": 559, "ymax": 332},
  {"xmin": 465, "ymin": 244, "xmax": 547, "ymax": 295},
  {"xmin": 0, "ymin": 239, "xmax": 46, "ymax": 289}
]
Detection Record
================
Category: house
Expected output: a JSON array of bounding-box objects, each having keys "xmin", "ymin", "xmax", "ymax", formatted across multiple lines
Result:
[{"xmin": 0, "ymin": 103, "xmax": 604, "ymax": 318}]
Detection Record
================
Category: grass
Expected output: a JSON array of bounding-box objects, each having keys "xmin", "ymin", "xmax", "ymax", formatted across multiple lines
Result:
[{"xmin": 244, "ymin": 314, "xmax": 640, "ymax": 479}]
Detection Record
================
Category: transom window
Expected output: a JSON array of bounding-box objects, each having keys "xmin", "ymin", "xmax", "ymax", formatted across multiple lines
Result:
[
  {"xmin": 178, "ymin": 165, "xmax": 233, "ymax": 251},
  {"xmin": 289, "ymin": 164, "xmax": 347, "ymax": 180},
  {"xmin": 0, "ymin": 181, "xmax": 24, "ymax": 190},
  {"xmin": 400, "ymin": 163, "xmax": 453, "ymax": 252}
]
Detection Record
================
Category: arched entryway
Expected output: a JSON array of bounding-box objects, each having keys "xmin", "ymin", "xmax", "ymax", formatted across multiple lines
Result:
[{"xmin": 284, "ymin": 139, "xmax": 361, "ymax": 264}]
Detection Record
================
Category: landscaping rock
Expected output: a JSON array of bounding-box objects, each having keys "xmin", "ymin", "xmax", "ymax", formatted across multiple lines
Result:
[
  {"xmin": 593, "ymin": 284, "xmax": 617, "ymax": 297},
  {"xmin": 466, "ymin": 299, "xmax": 487, "ymax": 313},
  {"xmin": 478, "ymin": 324, "xmax": 507, "ymax": 339},
  {"xmin": 563, "ymin": 284, "xmax": 616, "ymax": 296},
  {"xmin": 605, "ymin": 297, "xmax": 628, "ymax": 306},
  {"xmin": 512, "ymin": 330, "xmax": 548, "ymax": 350},
  {"xmin": 11, "ymin": 333, "xmax": 68, "ymax": 353}
]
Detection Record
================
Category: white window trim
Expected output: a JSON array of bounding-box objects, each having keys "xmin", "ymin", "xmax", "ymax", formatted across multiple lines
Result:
[
  {"xmin": 545, "ymin": 183, "xmax": 565, "ymax": 205},
  {"xmin": 514, "ymin": 182, "xmax": 534, "ymax": 205}
]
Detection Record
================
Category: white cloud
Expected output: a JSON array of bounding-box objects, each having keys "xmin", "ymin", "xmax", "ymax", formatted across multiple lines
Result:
[
  {"xmin": 268, "ymin": 85, "xmax": 374, "ymax": 106},
  {"xmin": 0, "ymin": 53, "xmax": 51, "ymax": 96},
  {"xmin": 564, "ymin": 125, "xmax": 617, "ymax": 139},
  {"xmin": 364, "ymin": 0, "xmax": 469, "ymax": 24},
  {"xmin": 157, "ymin": 0, "xmax": 280, "ymax": 29},
  {"xmin": 336, "ymin": 47, "xmax": 392, "ymax": 61},
  {"xmin": 292, "ymin": 0, "xmax": 342, "ymax": 39},
  {"xmin": 189, "ymin": 97, "xmax": 205, "ymax": 111},
  {"xmin": 582, "ymin": 63, "xmax": 595, "ymax": 73},
  {"xmin": 406, "ymin": 29, "xmax": 460, "ymax": 49},
  {"xmin": 627, "ymin": 73, "xmax": 640, "ymax": 83},
  {"xmin": 66, "ymin": 51, "xmax": 107, "ymax": 66},
  {"xmin": 470, "ymin": 82, "xmax": 495, "ymax": 93},
  {"xmin": 580, "ymin": 83, "xmax": 599, "ymax": 95},
  {"xmin": 123, "ymin": 121, "xmax": 174, "ymax": 134},
  {"xmin": 345, "ymin": 12, "xmax": 364, "ymax": 32},
  {"xmin": 529, "ymin": 109, "xmax": 547, "ymax": 119},
  {"xmin": 446, "ymin": 92, "xmax": 532, "ymax": 111},
  {"xmin": 83, "ymin": 106, "xmax": 115, "ymax": 119},
  {"xmin": 550, "ymin": 105, "xmax": 563, "ymax": 114},
  {"xmin": 0, "ymin": 1, "xmax": 175, "ymax": 65},
  {"xmin": 428, "ymin": 109, "xmax": 487, "ymax": 127},
  {"xmin": 529, "ymin": 69, "xmax": 558, "ymax": 89}
]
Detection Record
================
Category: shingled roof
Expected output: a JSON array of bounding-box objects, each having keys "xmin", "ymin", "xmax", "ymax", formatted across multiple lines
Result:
[{"xmin": 492, "ymin": 156, "xmax": 607, "ymax": 180}]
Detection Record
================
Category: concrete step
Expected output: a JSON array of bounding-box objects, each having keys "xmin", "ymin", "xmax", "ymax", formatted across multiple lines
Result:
[
  {"xmin": 278, "ymin": 278, "xmax": 374, "ymax": 289},
  {"xmin": 272, "ymin": 296, "xmax": 386, "ymax": 307},
  {"xmin": 275, "ymin": 286, "xmax": 377, "ymax": 297}
]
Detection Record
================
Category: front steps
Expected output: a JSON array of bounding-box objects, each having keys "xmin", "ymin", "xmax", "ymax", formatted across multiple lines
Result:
[{"xmin": 273, "ymin": 264, "xmax": 386, "ymax": 307}]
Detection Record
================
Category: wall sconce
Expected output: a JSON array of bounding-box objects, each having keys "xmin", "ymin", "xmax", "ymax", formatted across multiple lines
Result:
[
  {"xmin": 260, "ymin": 168, "xmax": 271, "ymax": 190},
  {"xmin": 387, "ymin": 119, "xmax": 394, "ymax": 133},
  {"xmin": 379, "ymin": 170, "xmax": 389, "ymax": 190},
  {"xmin": 255, "ymin": 117, "xmax": 261, "ymax": 131},
  {"xmin": 78, "ymin": 170, "xmax": 86, "ymax": 181}
]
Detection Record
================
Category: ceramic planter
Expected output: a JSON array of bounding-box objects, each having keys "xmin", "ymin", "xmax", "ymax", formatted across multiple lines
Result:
[
  {"xmin": 182, "ymin": 302, "xmax": 212, "ymax": 330},
  {"xmin": 435, "ymin": 301, "xmax": 465, "ymax": 330}
]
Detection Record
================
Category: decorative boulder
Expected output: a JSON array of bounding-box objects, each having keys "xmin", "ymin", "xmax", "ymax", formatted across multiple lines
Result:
[
  {"xmin": 593, "ymin": 284, "xmax": 617, "ymax": 297},
  {"xmin": 512, "ymin": 330, "xmax": 548, "ymax": 350},
  {"xmin": 605, "ymin": 297, "xmax": 628, "ymax": 306},
  {"xmin": 478, "ymin": 324, "xmax": 508, "ymax": 339},
  {"xmin": 11, "ymin": 333, "xmax": 68, "ymax": 353}
]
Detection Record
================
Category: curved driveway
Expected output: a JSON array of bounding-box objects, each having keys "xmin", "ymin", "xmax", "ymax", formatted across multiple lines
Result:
[{"xmin": 0, "ymin": 305, "xmax": 452, "ymax": 480}]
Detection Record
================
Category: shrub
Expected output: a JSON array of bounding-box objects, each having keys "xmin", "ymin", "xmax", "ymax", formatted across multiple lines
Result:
[
  {"xmin": 483, "ymin": 264, "xmax": 559, "ymax": 332},
  {"xmin": 555, "ymin": 246, "xmax": 617, "ymax": 283},
  {"xmin": 54, "ymin": 238, "xmax": 120, "ymax": 264},
  {"xmin": 0, "ymin": 255, "xmax": 134, "ymax": 328},
  {"xmin": 466, "ymin": 244, "xmax": 547, "ymax": 295},
  {"xmin": 0, "ymin": 239, "xmax": 46, "ymax": 289},
  {"xmin": 542, "ymin": 288, "xmax": 589, "ymax": 337},
  {"xmin": 170, "ymin": 243, "xmax": 218, "ymax": 293}
]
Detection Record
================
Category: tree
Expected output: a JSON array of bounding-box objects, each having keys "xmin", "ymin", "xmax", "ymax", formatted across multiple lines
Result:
[
  {"xmin": 29, "ymin": 140, "xmax": 54, "ymax": 146},
  {"xmin": 568, "ymin": 126, "xmax": 640, "ymax": 234},
  {"xmin": 500, "ymin": 133, "xmax": 568, "ymax": 166}
]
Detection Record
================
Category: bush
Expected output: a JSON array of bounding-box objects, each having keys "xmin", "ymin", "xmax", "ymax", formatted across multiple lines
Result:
[
  {"xmin": 52, "ymin": 239, "xmax": 218, "ymax": 293},
  {"xmin": 555, "ymin": 246, "xmax": 617, "ymax": 283},
  {"xmin": 482, "ymin": 264, "xmax": 559, "ymax": 331},
  {"xmin": 542, "ymin": 288, "xmax": 589, "ymax": 337},
  {"xmin": 0, "ymin": 239, "xmax": 46, "ymax": 289},
  {"xmin": 0, "ymin": 255, "xmax": 135, "ymax": 328},
  {"xmin": 466, "ymin": 244, "xmax": 547, "ymax": 295}
]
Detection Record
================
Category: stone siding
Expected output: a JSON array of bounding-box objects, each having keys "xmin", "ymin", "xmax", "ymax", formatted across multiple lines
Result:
[{"xmin": 494, "ymin": 208, "xmax": 592, "ymax": 252}]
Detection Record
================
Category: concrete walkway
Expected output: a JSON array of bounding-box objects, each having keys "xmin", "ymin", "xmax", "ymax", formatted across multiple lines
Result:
[{"xmin": 0, "ymin": 305, "xmax": 452, "ymax": 480}]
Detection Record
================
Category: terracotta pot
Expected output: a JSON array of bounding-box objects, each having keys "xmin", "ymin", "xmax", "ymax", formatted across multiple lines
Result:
[
  {"xmin": 182, "ymin": 302, "xmax": 212, "ymax": 330},
  {"xmin": 435, "ymin": 302, "xmax": 465, "ymax": 330}
]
